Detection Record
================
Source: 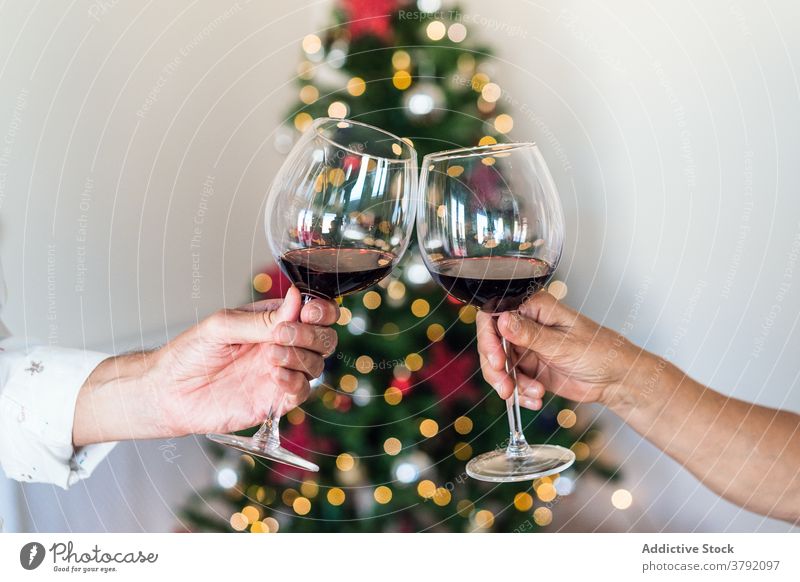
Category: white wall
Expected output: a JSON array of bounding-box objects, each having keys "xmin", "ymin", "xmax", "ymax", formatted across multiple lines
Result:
[{"xmin": 1, "ymin": 0, "xmax": 798, "ymax": 532}]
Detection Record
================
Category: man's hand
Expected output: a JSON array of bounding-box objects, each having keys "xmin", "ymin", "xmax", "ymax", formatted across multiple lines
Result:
[
  {"xmin": 476, "ymin": 291, "xmax": 647, "ymax": 411},
  {"xmin": 73, "ymin": 287, "xmax": 338, "ymax": 446}
]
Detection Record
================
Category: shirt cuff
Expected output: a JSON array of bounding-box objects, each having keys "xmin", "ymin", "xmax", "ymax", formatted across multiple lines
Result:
[{"xmin": 0, "ymin": 343, "xmax": 116, "ymax": 489}]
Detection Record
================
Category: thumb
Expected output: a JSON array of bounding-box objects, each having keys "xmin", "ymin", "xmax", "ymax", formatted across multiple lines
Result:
[
  {"xmin": 496, "ymin": 310, "xmax": 556, "ymax": 355},
  {"xmin": 270, "ymin": 286, "xmax": 302, "ymax": 325}
]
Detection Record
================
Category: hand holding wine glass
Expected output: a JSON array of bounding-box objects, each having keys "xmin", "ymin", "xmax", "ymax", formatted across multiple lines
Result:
[
  {"xmin": 417, "ymin": 142, "xmax": 574, "ymax": 482},
  {"xmin": 207, "ymin": 118, "xmax": 417, "ymax": 471}
]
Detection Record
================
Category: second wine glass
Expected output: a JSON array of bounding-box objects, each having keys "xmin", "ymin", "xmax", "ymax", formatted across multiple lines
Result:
[
  {"xmin": 417, "ymin": 142, "xmax": 575, "ymax": 482},
  {"xmin": 207, "ymin": 118, "xmax": 418, "ymax": 471}
]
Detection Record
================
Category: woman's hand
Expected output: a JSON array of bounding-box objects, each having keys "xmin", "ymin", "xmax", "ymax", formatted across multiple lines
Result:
[
  {"xmin": 476, "ymin": 291, "xmax": 647, "ymax": 411},
  {"xmin": 73, "ymin": 286, "xmax": 339, "ymax": 445}
]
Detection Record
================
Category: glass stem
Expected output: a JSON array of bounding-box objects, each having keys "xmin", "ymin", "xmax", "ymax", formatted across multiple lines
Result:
[
  {"xmin": 498, "ymin": 319, "xmax": 528, "ymax": 456},
  {"xmin": 252, "ymin": 293, "xmax": 312, "ymax": 450}
]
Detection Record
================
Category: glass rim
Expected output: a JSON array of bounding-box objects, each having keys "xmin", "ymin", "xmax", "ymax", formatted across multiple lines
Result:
[
  {"xmin": 422, "ymin": 141, "xmax": 538, "ymax": 163},
  {"xmin": 310, "ymin": 117, "xmax": 417, "ymax": 164}
]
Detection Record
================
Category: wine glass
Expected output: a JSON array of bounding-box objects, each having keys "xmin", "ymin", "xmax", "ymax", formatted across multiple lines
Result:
[
  {"xmin": 208, "ymin": 118, "xmax": 418, "ymax": 471},
  {"xmin": 417, "ymin": 142, "xmax": 575, "ymax": 482}
]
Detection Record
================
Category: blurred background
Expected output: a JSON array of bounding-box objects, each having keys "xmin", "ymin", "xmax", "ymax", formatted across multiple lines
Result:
[{"xmin": 1, "ymin": 0, "xmax": 799, "ymax": 532}]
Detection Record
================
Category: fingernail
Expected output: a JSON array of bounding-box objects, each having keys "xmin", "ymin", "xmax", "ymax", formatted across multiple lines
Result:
[
  {"xmin": 307, "ymin": 304, "xmax": 323, "ymax": 323},
  {"xmin": 279, "ymin": 324, "xmax": 296, "ymax": 343},
  {"xmin": 488, "ymin": 353, "xmax": 502, "ymax": 368}
]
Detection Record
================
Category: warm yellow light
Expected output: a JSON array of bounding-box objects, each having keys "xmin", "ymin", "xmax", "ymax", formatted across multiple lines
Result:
[
  {"xmin": 557, "ymin": 409, "xmax": 577, "ymax": 428},
  {"xmin": 347, "ymin": 76, "xmax": 366, "ymax": 96},
  {"xmin": 453, "ymin": 442, "xmax": 472, "ymax": 460},
  {"xmin": 458, "ymin": 305, "xmax": 477, "ymax": 324},
  {"xmin": 337, "ymin": 307, "xmax": 352, "ymax": 326},
  {"xmin": 374, "ymin": 486, "xmax": 393, "ymax": 504},
  {"xmin": 405, "ymin": 353, "xmax": 423, "ymax": 372},
  {"xmin": 355, "ymin": 355, "xmax": 374, "ymax": 374},
  {"xmin": 253, "ymin": 273, "xmax": 272, "ymax": 293},
  {"xmin": 327, "ymin": 487, "xmax": 346, "ymax": 506},
  {"xmin": 250, "ymin": 520, "xmax": 267, "ymax": 533},
  {"xmin": 446, "ymin": 165, "xmax": 464, "ymax": 177},
  {"xmin": 457, "ymin": 53, "xmax": 475, "ymax": 74},
  {"xmin": 242, "ymin": 505, "xmax": 261, "ymax": 524},
  {"xmin": 471, "ymin": 73, "xmax": 489, "ymax": 92},
  {"xmin": 426, "ymin": 323, "xmax": 445, "ymax": 342},
  {"xmin": 230, "ymin": 512, "xmax": 248, "ymax": 531},
  {"xmin": 328, "ymin": 101, "xmax": 348, "ymax": 118},
  {"xmin": 300, "ymin": 480, "xmax": 319, "ymax": 499},
  {"xmin": 478, "ymin": 135, "xmax": 497, "ymax": 146},
  {"xmin": 419, "ymin": 418, "xmax": 439, "ymax": 438},
  {"xmin": 293, "ymin": 496, "xmax": 311, "ymax": 515},
  {"xmin": 481, "ymin": 82, "xmax": 502, "ymax": 103},
  {"xmin": 391, "ymin": 143, "xmax": 403, "ymax": 156},
  {"xmin": 548, "ymin": 280, "xmax": 568, "ymax": 300},
  {"xmin": 611, "ymin": 489, "xmax": 633, "ymax": 510},
  {"xmin": 447, "ymin": 22, "xmax": 467, "ymax": 43},
  {"xmin": 327, "ymin": 167, "xmax": 346, "ymax": 187},
  {"xmin": 494, "ymin": 113, "xmax": 514, "ymax": 134},
  {"xmin": 302, "ymin": 34, "xmax": 322, "ymax": 54},
  {"xmin": 535, "ymin": 482, "xmax": 557, "ymax": 503},
  {"xmin": 571, "ymin": 441, "xmax": 590, "ymax": 461},
  {"xmin": 262, "ymin": 516, "xmax": 280, "ymax": 532},
  {"xmin": 384, "ymin": 386, "xmax": 403, "ymax": 405},
  {"xmin": 473, "ymin": 509, "xmax": 494, "ymax": 529},
  {"xmin": 393, "ymin": 70, "xmax": 412, "ymax": 90},
  {"xmin": 336, "ymin": 453, "xmax": 356, "ymax": 471},
  {"xmin": 383, "ymin": 437, "xmax": 402, "ymax": 456},
  {"xmin": 411, "ymin": 298, "xmax": 430, "ymax": 317},
  {"xmin": 426, "ymin": 21, "xmax": 446, "ymax": 41},
  {"xmin": 298, "ymin": 60, "xmax": 314, "ymax": 80},
  {"xmin": 287, "ymin": 407, "xmax": 305, "ymax": 425},
  {"xmin": 533, "ymin": 506, "xmax": 552, "ymax": 526},
  {"xmin": 417, "ymin": 480, "xmax": 436, "ymax": 499},
  {"xmin": 433, "ymin": 487, "xmax": 452, "ymax": 506},
  {"xmin": 294, "ymin": 112, "xmax": 313, "ymax": 132},
  {"xmin": 299, "ymin": 85, "xmax": 319, "ymax": 104},
  {"xmin": 481, "ymin": 157, "xmax": 496, "ymax": 166},
  {"xmin": 340, "ymin": 374, "xmax": 358, "ymax": 393},
  {"xmin": 454, "ymin": 416, "xmax": 473, "ymax": 434},
  {"xmin": 436, "ymin": 204, "xmax": 447, "ymax": 218},
  {"xmin": 392, "ymin": 50, "xmax": 411, "ymax": 70},
  {"xmin": 513, "ymin": 492, "xmax": 533, "ymax": 512},
  {"xmin": 363, "ymin": 290, "xmax": 382, "ymax": 309},
  {"xmin": 387, "ymin": 280, "xmax": 406, "ymax": 300},
  {"xmin": 282, "ymin": 488, "xmax": 299, "ymax": 506}
]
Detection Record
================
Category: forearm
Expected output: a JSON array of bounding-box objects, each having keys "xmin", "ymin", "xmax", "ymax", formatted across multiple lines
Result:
[
  {"xmin": 72, "ymin": 351, "xmax": 164, "ymax": 447},
  {"xmin": 610, "ymin": 354, "xmax": 800, "ymax": 523}
]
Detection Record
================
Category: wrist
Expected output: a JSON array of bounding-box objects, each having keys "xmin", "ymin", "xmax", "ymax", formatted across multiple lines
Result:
[
  {"xmin": 601, "ymin": 350, "xmax": 674, "ymax": 419},
  {"xmin": 73, "ymin": 352, "xmax": 163, "ymax": 446}
]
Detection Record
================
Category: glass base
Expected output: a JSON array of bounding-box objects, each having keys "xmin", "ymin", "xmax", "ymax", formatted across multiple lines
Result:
[
  {"xmin": 466, "ymin": 444, "xmax": 575, "ymax": 482},
  {"xmin": 206, "ymin": 433, "xmax": 319, "ymax": 472}
]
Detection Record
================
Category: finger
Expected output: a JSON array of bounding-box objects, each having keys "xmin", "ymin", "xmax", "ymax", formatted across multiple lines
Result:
[
  {"xmin": 272, "ymin": 322, "xmax": 338, "ymax": 356},
  {"xmin": 516, "ymin": 374, "xmax": 545, "ymax": 400},
  {"xmin": 478, "ymin": 351, "xmax": 515, "ymax": 399},
  {"xmin": 497, "ymin": 310, "xmax": 555, "ymax": 353},
  {"xmin": 518, "ymin": 290, "xmax": 576, "ymax": 327},
  {"xmin": 300, "ymin": 298, "xmax": 340, "ymax": 326},
  {"xmin": 476, "ymin": 312, "xmax": 506, "ymax": 370},
  {"xmin": 207, "ymin": 287, "xmax": 304, "ymax": 345},
  {"xmin": 518, "ymin": 396, "xmax": 543, "ymax": 411},
  {"xmin": 272, "ymin": 367, "xmax": 310, "ymax": 397},
  {"xmin": 264, "ymin": 344, "xmax": 325, "ymax": 379}
]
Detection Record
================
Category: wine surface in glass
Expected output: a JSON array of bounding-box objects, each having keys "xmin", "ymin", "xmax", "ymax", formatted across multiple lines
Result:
[
  {"xmin": 279, "ymin": 247, "xmax": 396, "ymax": 299},
  {"xmin": 428, "ymin": 256, "xmax": 553, "ymax": 313}
]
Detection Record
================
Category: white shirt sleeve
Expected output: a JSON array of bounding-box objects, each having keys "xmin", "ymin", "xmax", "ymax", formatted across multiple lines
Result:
[{"xmin": 0, "ymin": 259, "xmax": 117, "ymax": 490}]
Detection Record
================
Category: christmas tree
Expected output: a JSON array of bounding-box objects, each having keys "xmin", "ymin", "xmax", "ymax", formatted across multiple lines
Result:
[{"xmin": 181, "ymin": 0, "xmax": 618, "ymax": 533}]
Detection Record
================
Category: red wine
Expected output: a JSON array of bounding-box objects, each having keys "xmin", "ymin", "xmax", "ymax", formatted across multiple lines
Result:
[
  {"xmin": 279, "ymin": 247, "xmax": 396, "ymax": 299},
  {"xmin": 429, "ymin": 256, "xmax": 554, "ymax": 313}
]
